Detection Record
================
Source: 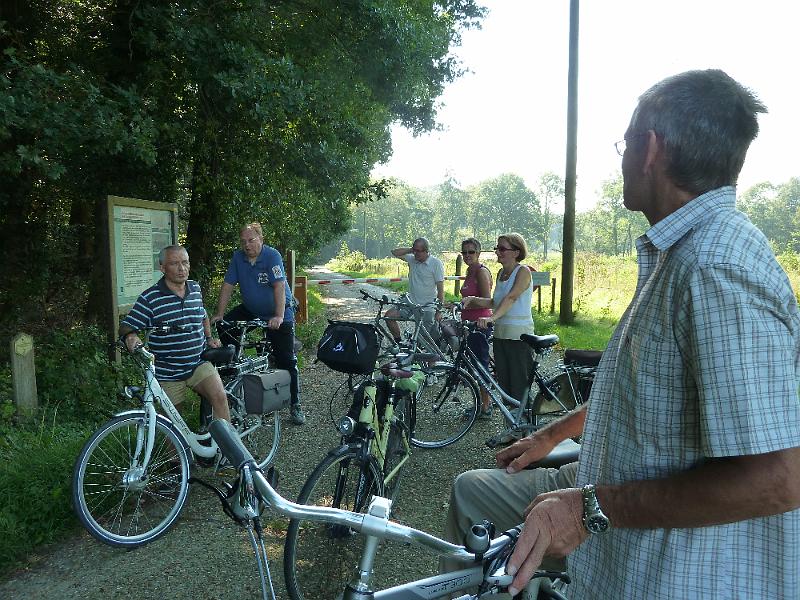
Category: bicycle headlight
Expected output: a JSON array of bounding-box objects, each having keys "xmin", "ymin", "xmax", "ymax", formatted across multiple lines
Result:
[
  {"xmin": 337, "ymin": 416, "xmax": 355, "ymax": 435},
  {"xmin": 123, "ymin": 386, "xmax": 136, "ymax": 400}
]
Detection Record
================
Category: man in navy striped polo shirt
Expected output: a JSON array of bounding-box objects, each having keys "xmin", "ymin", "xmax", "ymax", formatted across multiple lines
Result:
[{"xmin": 119, "ymin": 245, "xmax": 231, "ymax": 422}]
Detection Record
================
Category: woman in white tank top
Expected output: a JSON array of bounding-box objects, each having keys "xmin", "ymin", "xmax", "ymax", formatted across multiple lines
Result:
[{"xmin": 462, "ymin": 232, "xmax": 535, "ymax": 405}]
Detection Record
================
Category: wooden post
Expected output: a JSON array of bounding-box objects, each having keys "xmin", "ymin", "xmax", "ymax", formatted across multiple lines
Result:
[
  {"xmin": 551, "ymin": 278, "xmax": 557, "ymax": 314},
  {"xmin": 537, "ymin": 287, "xmax": 542, "ymax": 313},
  {"xmin": 294, "ymin": 275, "xmax": 308, "ymax": 323},
  {"xmin": 454, "ymin": 254, "xmax": 463, "ymax": 296},
  {"xmin": 11, "ymin": 333, "xmax": 37, "ymax": 419},
  {"xmin": 286, "ymin": 249, "xmax": 296, "ymax": 298}
]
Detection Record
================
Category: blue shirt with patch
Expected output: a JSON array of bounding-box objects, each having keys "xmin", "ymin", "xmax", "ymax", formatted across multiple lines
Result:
[{"xmin": 224, "ymin": 245, "xmax": 295, "ymax": 322}]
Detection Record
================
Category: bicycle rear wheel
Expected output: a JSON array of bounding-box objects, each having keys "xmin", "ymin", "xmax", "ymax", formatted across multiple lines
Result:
[
  {"xmin": 411, "ymin": 364, "xmax": 480, "ymax": 449},
  {"xmin": 283, "ymin": 445, "xmax": 385, "ymax": 600},
  {"xmin": 72, "ymin": 413, "xmax": 191, "ymax": 548}
]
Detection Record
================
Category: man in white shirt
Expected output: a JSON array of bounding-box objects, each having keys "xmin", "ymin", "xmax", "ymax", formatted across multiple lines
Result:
[{"xmin": 385, "ymin": 237, "xmax": 445, "ymax": 343}]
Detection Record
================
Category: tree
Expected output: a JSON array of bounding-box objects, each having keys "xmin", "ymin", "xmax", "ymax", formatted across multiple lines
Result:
[
  {"xmin": 469, "ymin": 173, "xmax": 540, "ymax": 249},
  {"xmin": 0, "ymin": 0, "xmax": 486, "ymax": 341},
  {"xmin": 537, "ymin": 171, "xmax": 565, "ymax": 258}
]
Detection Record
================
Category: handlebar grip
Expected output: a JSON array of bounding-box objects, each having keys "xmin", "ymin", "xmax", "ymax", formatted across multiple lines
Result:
[{"xmin": 209, "ymin": 419, "xmax": 256, "ymax": 469}]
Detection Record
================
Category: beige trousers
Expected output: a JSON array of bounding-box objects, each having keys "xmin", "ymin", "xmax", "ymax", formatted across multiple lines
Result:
[{"xmin": 441, "ymin": 461, "xmax": 579, "ymax": 575}]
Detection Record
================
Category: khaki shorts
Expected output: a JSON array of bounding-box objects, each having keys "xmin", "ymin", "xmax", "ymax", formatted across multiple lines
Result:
[{"xmin": 159, "ymin": 362, "xmax": 217, "ymax": 405}]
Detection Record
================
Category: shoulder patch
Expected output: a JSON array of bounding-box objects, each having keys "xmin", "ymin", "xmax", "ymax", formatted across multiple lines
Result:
[{"xmin": 272, "ymin": 265, "xmax": 283, "ymax": 278}]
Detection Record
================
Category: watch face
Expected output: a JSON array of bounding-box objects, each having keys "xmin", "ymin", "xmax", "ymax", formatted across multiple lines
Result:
[{"xmin": 586, "ymin": 515, "xmax": 610, "ymax": 534}]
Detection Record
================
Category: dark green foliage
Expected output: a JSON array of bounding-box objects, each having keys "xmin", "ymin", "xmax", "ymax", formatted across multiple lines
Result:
[
  {"xmin": 34, "ymin": 325, "xmax": 137, "ymax": 423},
  {"xmin": 0, "ymin": 420, "xmax": 93, "ymax": 576},
  {"xmin": 0, "ymin": 0, "xmax": 486, "ymax": 340}
]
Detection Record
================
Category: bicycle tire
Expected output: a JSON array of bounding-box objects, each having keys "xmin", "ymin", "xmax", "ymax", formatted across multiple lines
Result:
[
  {"xmin": 283, "ymin": 445, "xmax": 385, "ymax": 600},
  {"xmin": 411, "ymin": 364, "xmax": 480, "ymax": 449},
  {"xmin": 72, "ymin": 413, "xmax": 191, "ymax": 548},
  {"xmin": 227, "ymin": 379, "xmax": 281, "ymax": 469},
  {"xmin": 382, "ymin": 390, "xmax": 412, "ymax": 502}
]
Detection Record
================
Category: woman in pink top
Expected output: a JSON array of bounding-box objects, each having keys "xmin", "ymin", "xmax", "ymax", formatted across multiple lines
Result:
[{"xmin": 459, "ymin": 237, "xmax": 493, "ymax": 417}]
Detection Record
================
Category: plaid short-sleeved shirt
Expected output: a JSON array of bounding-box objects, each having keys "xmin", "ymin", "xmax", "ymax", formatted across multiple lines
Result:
[{"xmin": 571, "ymin": 187, "xmax": 800, "ymax": 599}]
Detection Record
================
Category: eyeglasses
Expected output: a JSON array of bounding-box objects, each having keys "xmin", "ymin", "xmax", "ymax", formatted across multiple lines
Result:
[
  {"xmin": 461, "ymin": 250, "xmax": 477, "ymax": 255},
  {"xmin": 240, "ymin": 236, "xmax": 261, "ymax": 246},
  {"xmin": 412, "ymin": 247, "xmax": 428, "ymax": 253},
  {"xmin": 614, "ymin": 132, "xmax": 648, "ymax": 157},
  {"xmin": 494, "ymin": 246, "xmax": 515, "ymax": 253}
]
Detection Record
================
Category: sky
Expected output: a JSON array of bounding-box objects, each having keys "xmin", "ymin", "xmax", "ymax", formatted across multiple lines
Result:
[{"xmin": 372, "ymin": 0, "xmax": 800, "ymax": 211}]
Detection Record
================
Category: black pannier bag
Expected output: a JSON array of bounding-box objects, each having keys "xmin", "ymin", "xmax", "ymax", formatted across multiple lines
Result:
[
  {"xmin": 317, "ymin": 320, "xmax": 380, "ymax": 374},
  {"xmin": 242, "ymin": 369, "xmax": 292, "ymax": 414}
]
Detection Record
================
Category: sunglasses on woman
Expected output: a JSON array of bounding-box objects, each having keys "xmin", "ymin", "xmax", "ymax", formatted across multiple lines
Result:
[
  {"xmin": 494, "ymin": 246, "xmax": 516, "ymax": 253},
  {"xmin": 461, "ymin": 250, "xmax": 478, "ymax": 255}
]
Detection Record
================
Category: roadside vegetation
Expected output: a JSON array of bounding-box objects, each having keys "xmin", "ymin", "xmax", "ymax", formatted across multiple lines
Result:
[{"xmin": 0, "ymin": 286, "xmax": 326, "ymax": 578}]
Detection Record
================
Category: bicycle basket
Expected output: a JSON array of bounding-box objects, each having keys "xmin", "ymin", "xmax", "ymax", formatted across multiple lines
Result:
[{"xmin": 317, "ymin": 320, "xmax": 380, "ymax": 375}]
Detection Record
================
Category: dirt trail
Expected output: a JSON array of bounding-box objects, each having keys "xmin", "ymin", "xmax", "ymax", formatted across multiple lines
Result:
[{"xmin": 0, "ymin": 267, "xmax": 506, "ymax": 600}]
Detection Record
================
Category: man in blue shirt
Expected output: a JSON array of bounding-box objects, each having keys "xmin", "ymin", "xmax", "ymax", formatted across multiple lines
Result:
[
  {"xmin": 213, "ymin": 222, "xmax": 304, "ymax": 425},
  {"xmin": 120, "ymin": 245, "xmax": 231, "ymax": 422}
]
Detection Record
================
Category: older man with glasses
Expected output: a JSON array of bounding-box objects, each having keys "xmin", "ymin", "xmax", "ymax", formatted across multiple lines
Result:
[
  {"xmin": 444, "ymin": 69, "xmax": 800, "ymax": 600},
  {"xmin": 212, "ymin": 222, "xmax": 305, "ymax": 425},
  {"xmin": 385, "ymin": 237, "xmax": 445, "ymax": 344}
]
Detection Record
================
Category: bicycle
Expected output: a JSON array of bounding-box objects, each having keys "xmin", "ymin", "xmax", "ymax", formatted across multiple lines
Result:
[
  {"xmin": 71, "ymin": 324, "xmax": 286, "ymax": 548},
  {"xmin": 358, "ymin": 289, "xmax": 449, "ymax": 360},
  {"xmin": 198, "ymin": 318, "xmax": 283, "ymax": 463},
  {"xmin": 411, "ymin": 315, "xmax": 600, "ymax": 449},
  {"xmin": 204, "ymin": 418, "xmax": 571, "ymax": 600},
  {"xmin": 283, "ymin": 351, "xmax": 436, "ymax": 600}
]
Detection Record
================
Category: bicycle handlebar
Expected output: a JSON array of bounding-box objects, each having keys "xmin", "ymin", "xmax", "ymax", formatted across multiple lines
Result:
[
  {"xmin": 207, "ymin": 419, "xmax": 509, "ymax": 562},
  {"xmin": 359, "ymin": 289, "xmax": 442, "ymax": 312}
]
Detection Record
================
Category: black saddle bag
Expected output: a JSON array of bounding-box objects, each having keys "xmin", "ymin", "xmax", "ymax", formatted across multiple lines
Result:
[{"xmin": 317, "ymin": 320, "xmax": 380, "ymax": 375}]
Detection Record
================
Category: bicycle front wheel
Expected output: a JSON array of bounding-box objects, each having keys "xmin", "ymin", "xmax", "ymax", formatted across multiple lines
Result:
[
  {"xmin": 228, "ymin": 381, "xmax": 281, "ymax": 469},
  {"xmin": 72, "ymin": 413, "xmax": 191, "ymax": 548},
  {"xmin": 411, "ymin": 365, "xmax": 480, "ymax": 449},
  {"xmin": 283, "ymin": 445, "xmax": 385, "ymax": 600}
]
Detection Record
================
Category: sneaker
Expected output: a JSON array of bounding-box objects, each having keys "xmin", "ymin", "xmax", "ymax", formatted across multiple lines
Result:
[{"xmin": 290, "ymin": 404, "xmax": 306, "ymax": 425}]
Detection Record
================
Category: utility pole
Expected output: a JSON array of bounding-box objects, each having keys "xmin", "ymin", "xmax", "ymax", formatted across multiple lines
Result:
[{"xmin": 560, "ymin": 0, "xmax": 579, "ymax": 324}]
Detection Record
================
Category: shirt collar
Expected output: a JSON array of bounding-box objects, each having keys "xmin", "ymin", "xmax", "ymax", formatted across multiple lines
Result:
[
  {"xmin": 157, "ymin": 276, "xmax": 189, "ymax": 297},
  {"xmin": 644, "ymin": 186, "xmax": 736, "ymax": 252}
]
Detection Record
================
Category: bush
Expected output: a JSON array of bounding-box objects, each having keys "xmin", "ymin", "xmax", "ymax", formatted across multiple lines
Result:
[{"xmin": 34, "ymin": 324, "xmax": 138, "ymax": 423}]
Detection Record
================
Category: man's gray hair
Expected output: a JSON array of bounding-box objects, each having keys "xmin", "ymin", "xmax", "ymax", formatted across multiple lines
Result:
[
  {"xmin": 413, "ymin": 237, "xmax": 430, "ymax": 251},
  {"xmin": 630, "ymin": 69, "xmax": 767, "ymax": 195},
  {"xmin": 158, "ymin": 245, "xmax": 187, "ymax": 265}
]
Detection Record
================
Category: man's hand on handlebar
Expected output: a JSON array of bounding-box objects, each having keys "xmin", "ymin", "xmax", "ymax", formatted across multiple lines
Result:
[
  {"xmin": 124, "ymin": 333, "xmax": 143, "ymax": 354},
  {"xmin": 210, "ymin": 314, "xmax": 224, "ymax": 325},
  {"xmin": 267, "ymin": 315, "xmax": 283, "ymax": 330},
  {"xmin": 496, "ymin": 431, "xmax": 557, "ymax": 474},
  {"xmin": 506, "ymin": 489, "xmax": 587, "ymax": 596}
]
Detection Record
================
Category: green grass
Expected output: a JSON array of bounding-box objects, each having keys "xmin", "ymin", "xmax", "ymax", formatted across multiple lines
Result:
[{"xmin": 0, "ymin": 419, "xmax": 94, "ymax": 576}]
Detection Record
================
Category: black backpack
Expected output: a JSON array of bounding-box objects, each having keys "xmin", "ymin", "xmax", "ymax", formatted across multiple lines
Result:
[{"xmin": 317, "ymin": 320, "xmax": 380, "ymax": 375}]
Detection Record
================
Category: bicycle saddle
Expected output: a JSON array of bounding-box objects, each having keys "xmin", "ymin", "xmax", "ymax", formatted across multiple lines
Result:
[
  {"xmin": 200, "ymin": 345, "xmax": 236, "ymax": 366},
  {"xmin": 564, "ymin": 349, "xmax": 602, "ymax": 367},
  {"xmin": 519, "ymin": 333, "xmax": 559, "ymax": 351},
  {"xmin": 527, "ymin": 438, "xmax": 580, "ymax": 469}
]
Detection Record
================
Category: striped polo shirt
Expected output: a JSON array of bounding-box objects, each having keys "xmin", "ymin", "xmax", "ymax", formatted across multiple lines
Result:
[{"xmin": 122, "ymin": 277, "xmax": 208, "ymax": 380}]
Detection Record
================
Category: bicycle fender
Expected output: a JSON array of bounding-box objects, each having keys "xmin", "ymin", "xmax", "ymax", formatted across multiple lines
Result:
[{"xmin": 112, "ymin": 409, "xmax": 194, "ymax": 461}]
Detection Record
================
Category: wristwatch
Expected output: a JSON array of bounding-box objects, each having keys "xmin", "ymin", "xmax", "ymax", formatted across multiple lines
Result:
[{"xmin": 581, "ymin": 484, "xmax": 610, "ymax": 534}]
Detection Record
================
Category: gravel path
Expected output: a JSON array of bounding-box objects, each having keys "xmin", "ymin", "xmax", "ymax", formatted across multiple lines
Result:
[{"xmin": 0, "ymin": 268, "xmax": 511, "ymax": 600}]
